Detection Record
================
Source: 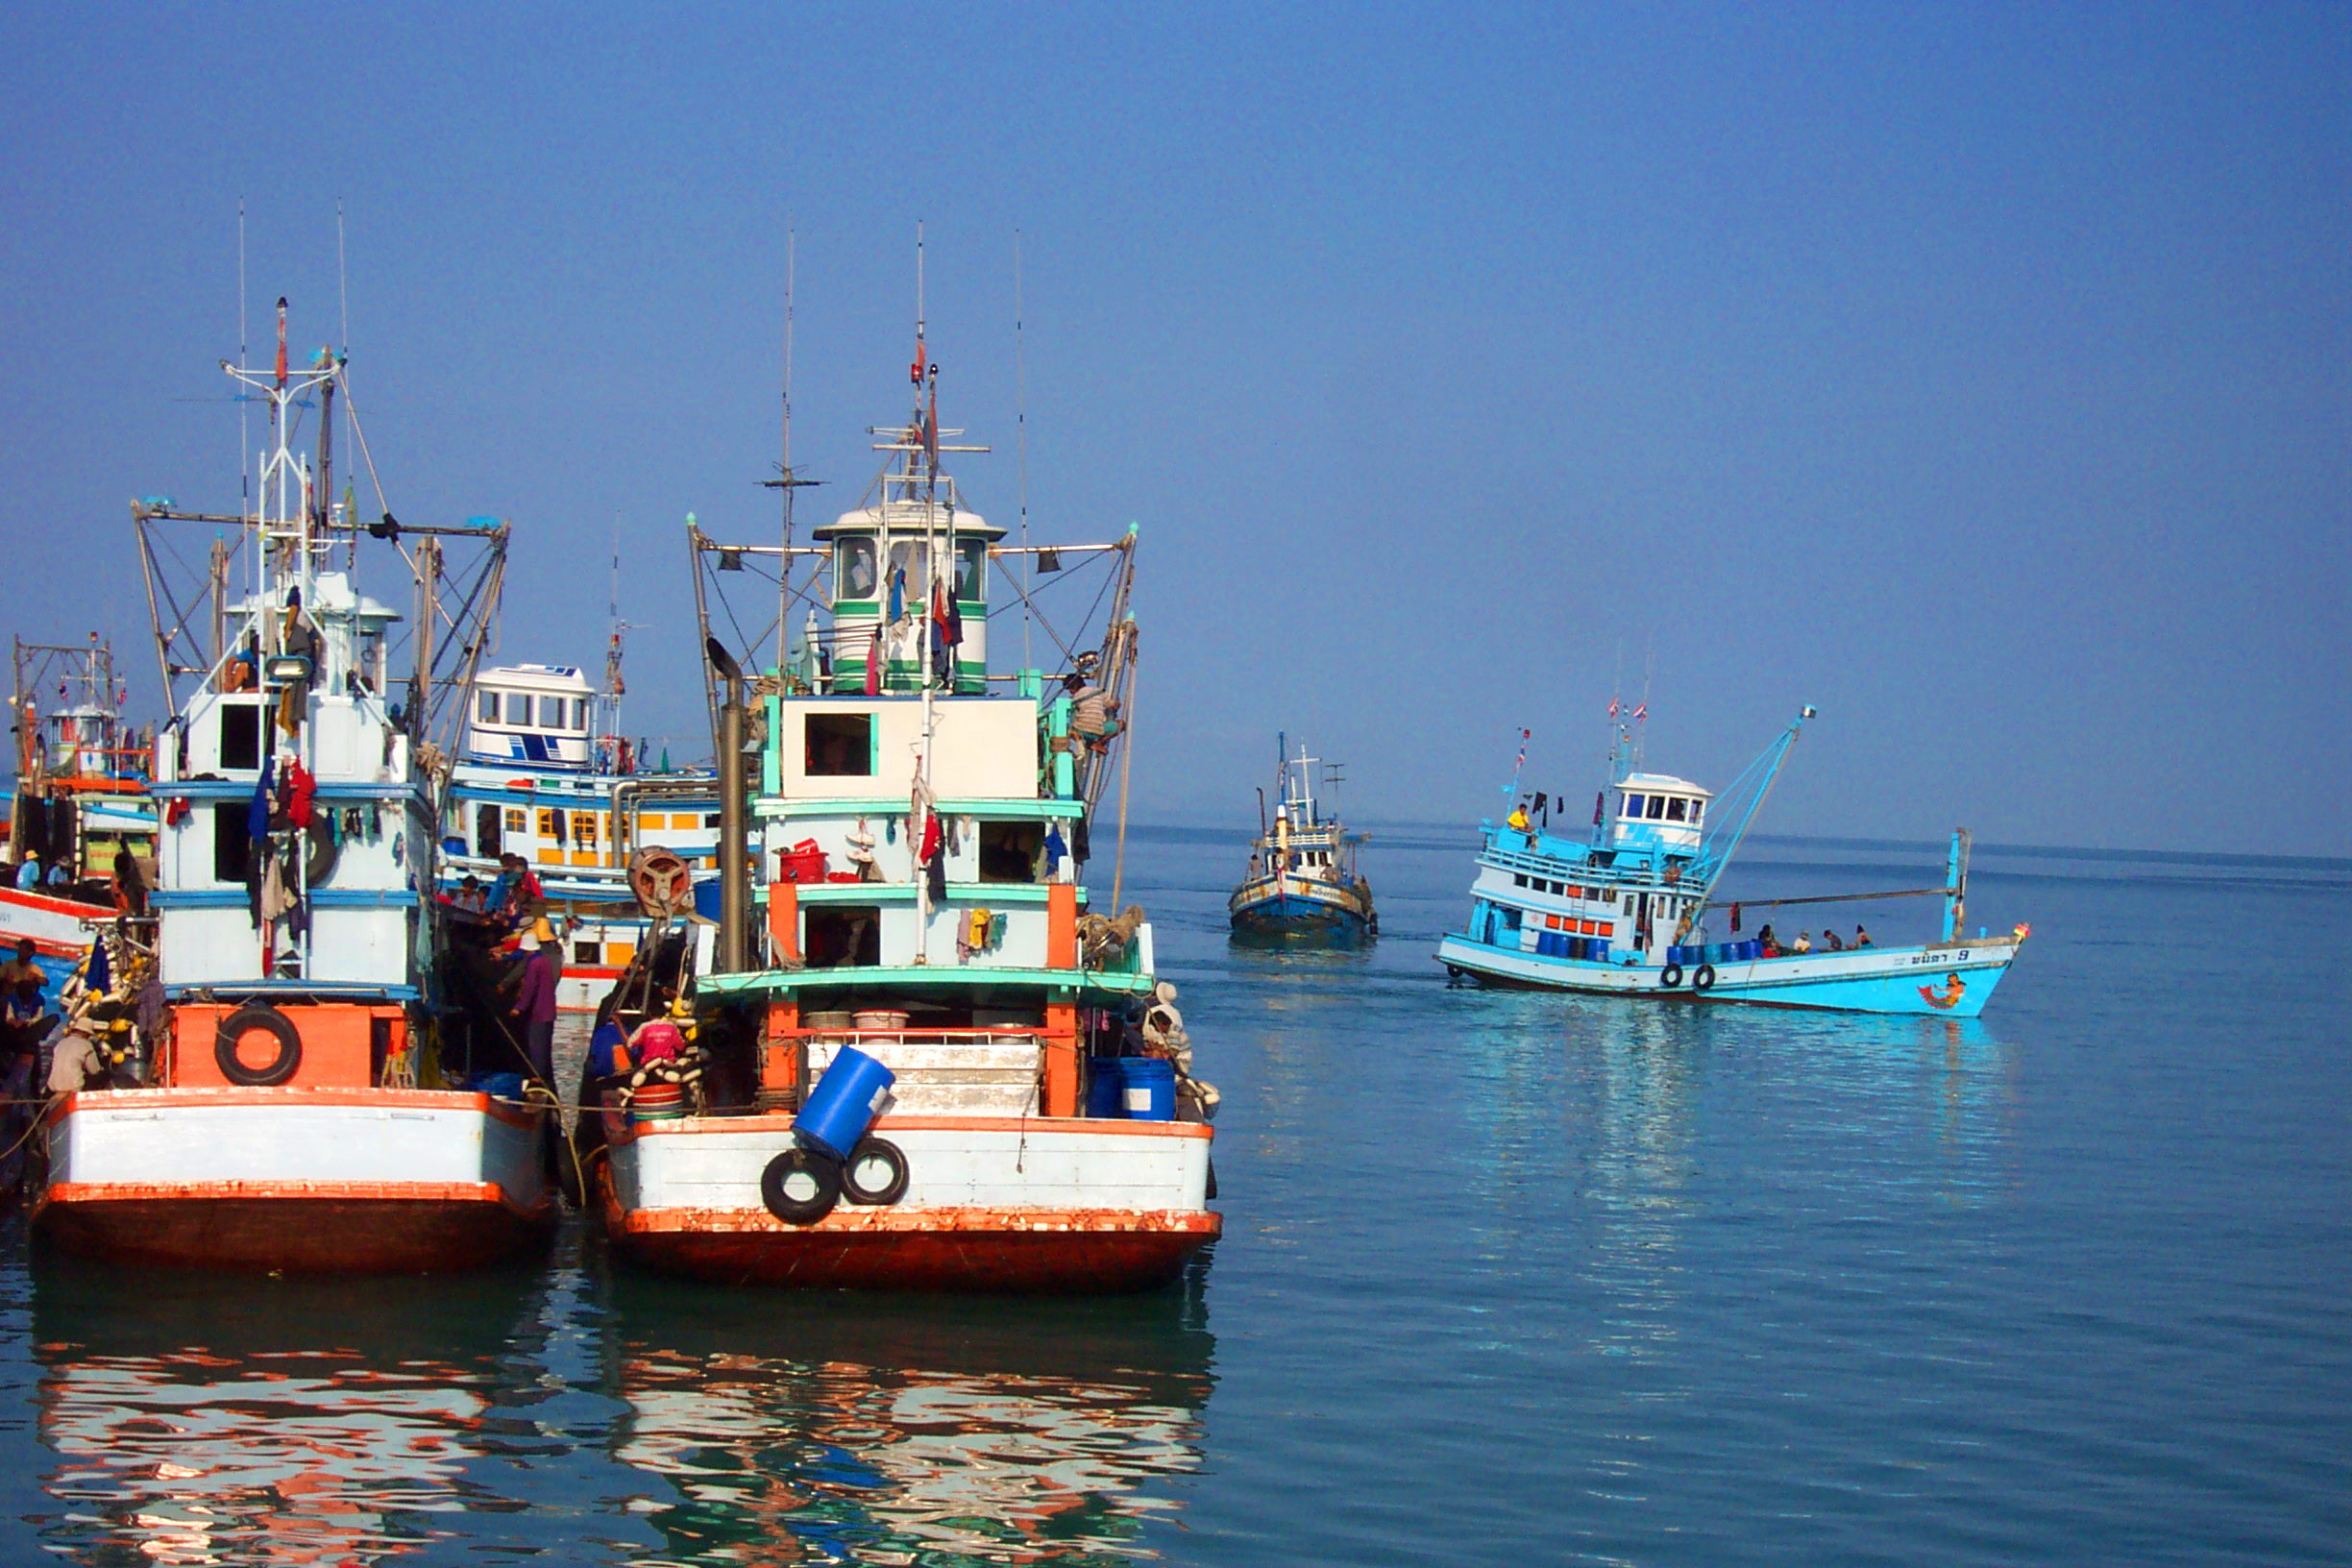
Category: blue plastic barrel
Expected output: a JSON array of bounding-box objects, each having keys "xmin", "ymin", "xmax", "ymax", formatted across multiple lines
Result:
[
  {"xmin": 793, "ymin": 1045, "xmax": 896, "ymax": 1160},
  {"xmin": 1744, "ymin": 940, "xmax": 1761, "ymax": 961},
  {"xmin": 1121, "ymin": 1058, "xmax": 1176, "ymax": 1121},
  {"xmin": 1086, "ymin": 1059, "xmax": 1125, "ymax": 1118},
  {"xmin": 1594, "ymin": 941, "xmax": 1610, "ymax": 962}
]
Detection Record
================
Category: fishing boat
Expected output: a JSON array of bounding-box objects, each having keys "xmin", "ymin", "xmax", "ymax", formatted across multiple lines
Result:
[
  {"xmin": 1228, "ymin": 737, "xmax": 1374, "ymax": 944},
  {"xmin": 32, "ymin": 302, "xmax": 557, "ymax": 1271},
  {"xmin": 439, "ymin": 649, "xmax": 718, "ymax": 1013},
  {"xmin": 1435, "ymin": 707, "xmax": 2026, "ymax": 1015},
  {"xmin": 0, "ymin": 636, "xmax": 159, "ymax": 987},
  {"xmin": 580, "ymin": 329, "xmax": 1219, "ymax": 1292}
]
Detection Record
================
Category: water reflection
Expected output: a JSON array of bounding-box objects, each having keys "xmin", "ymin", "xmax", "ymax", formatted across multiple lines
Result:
[
  {"xmin": 29, "ymin": 1261, "xmax": 556, "ymax": 1565},
  {"xmin": 598, "ymin": 1253, "xmax": 1216, "ymax": 1565}
]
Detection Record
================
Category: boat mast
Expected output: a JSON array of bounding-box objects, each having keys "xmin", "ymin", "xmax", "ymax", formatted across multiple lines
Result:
[{"xmin": 914, "ymin": 225, "xmax": 934, "ymax": 965}]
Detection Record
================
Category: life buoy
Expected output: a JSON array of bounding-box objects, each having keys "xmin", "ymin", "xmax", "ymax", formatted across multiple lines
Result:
[
  {"xmin": 215, "ymin": 1002, "xmax": 303, "ymax": 1086},
  {"xmin": 305, "ymin": 819, "xmax": 339, "ymax": 887},
  {"xmin": 840, "ymin": 1136, "xmax": 909, "ymax": 1206},
  {"xmin": 759, "ymin": 1147, "xmax": 841, "ymax": 1224},
  {"xmin": 1658, "ymin": 964, "xmax": 1684, "ymax": 990},
  {"xmin": 1692, "ymin": 964, "xmax": 1717, "ymax": 992}
]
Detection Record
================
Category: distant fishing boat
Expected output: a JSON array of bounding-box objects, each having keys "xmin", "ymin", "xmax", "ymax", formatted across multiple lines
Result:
[
  {"xmin": 1229, "ymin": 737, "xmax": 1374, "ymax": 944},
  {"xmin": 579, "ymin": 329, "xmax": 1218, "ymax": 1292},
  {"xmin": 0, "ymin": 636, "xmax": 158, "ymax": 987},
  {"xmin": 1435, "ymin": 707, "xmax": 2026, "ymax": 1015},
  {"xmin": 439, "ymin": 650, "xmax": 718, "ymax": 1013},
  {"xmin": 33, "ymin": 303, "xmax": 557, "ymax": 1271}
]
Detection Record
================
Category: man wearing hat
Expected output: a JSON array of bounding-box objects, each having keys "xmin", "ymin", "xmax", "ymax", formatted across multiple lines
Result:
[{"xmin": 509, "ymin": 919, "xmax": 563, "ymax": 1086}]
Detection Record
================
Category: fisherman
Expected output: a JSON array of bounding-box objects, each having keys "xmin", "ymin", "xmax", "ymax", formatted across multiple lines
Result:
[
  {"xmin": 1821, "ymin": 926, "xmax": 1845, "ymax": 951},
  {"xmin": 1507, "ymin": 801, "xmax": 1531, "ymax": 833},
  {"xmin": 44, "ymin": 856, "xmax": 72, "ymax": 892},
  {"xmin": 509, "ymin": 923, "xmax": 563, "ymax": 1085},
  {"xmin": 13, "ymin": 856, "xmax": 41, "ymax": 892},
  {"xmin": 0, "ymin": 939, "xmax": 41, "ymax": 992},
  {"xmin": 1793, "ymin": 931, "xmax": 1814, "ymax": 954},
  {"xmin": 113, "ymin": 845, "xmax": 148, "ymax": 919},
  {"xmin": 454, "ymin": 874, "xmax": 487, "ymax": 913},
  {"xmin": 1756, "ymin": 922, "xmax": 1780, "ymax": 957},
  {"xmin": 46, "ymin": 1022, "xmax": 108, "ymax": 1095},
  {"xmin": 1062, "ymin": 674, "xmax": 1120, "ymax": 790},
  {"xmin": 1853, "ymin": 924, "xmax": 1873, "ymax": 947}
]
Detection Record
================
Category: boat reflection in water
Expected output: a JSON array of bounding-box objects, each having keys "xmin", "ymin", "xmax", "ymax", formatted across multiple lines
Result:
[
  {"xmin": 30, "ymin": 1261, "xmax": 552, "ymax": 1565},
  {"xmin": 600, "ymin": 1258, "xmax": 1216, "ymax": 1564}
]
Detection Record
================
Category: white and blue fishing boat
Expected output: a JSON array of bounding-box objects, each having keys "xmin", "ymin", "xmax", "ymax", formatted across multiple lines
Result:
[
  {"xmin": 34, "ymin": 302, "xmax": 556, "ymax": 1272},
  {"xmin": 438, "ymin": 647, "xmax": 718, "ymax": 1012},
  {"xmin": 1229, "ymin": 737, "xmax": 1375, "ymax": 944},
  {"xmin": 1435, "ymin": 708, "xmax": 2026, "ymax": 1016}
]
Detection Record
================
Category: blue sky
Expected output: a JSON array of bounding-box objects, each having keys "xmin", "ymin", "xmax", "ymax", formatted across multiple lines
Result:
[{"xmin": 2, "ymin": 3, "xmax": 2343, "ymax": 853}]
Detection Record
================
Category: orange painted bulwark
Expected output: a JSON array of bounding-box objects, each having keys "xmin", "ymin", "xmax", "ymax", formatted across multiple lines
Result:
[
  {"xmin": 761, "ymin": 998, "xmax": 800, "ymax": 1091},
  {"xmin": 1043, "ymin": 1001, "xmax": 1079, "ymax": 1117},
  {"xmin": 768, "ymin": 880, "xmax": 800, "ymax": 963},
  {"xmin": 35, "ymin": 1180, "xmax": 552, "ymax": 1273},
  {"xmin": 169, "ymin": 1002, "xmax": 404, "ymax": 1090},
  {"xmin": 605, "ymin": 1189, "xmax": 1218, "ymax": 1292},
  {"xmin": 1047, "ymin": 882, "xmax": 1078, "ymax": 968},
  {"xmin": 44, "ymin": 1085, "xmax": 548, "ymax": 1133}
]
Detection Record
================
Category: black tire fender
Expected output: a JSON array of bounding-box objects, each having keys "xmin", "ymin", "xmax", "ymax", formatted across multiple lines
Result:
[
  {"xmin": 1693, "ymin": 963, "xmax": 1718, "ymax": 992},
  {"xmin": 840, "ymin": 1135, "xmax": 910, "ymax": 1207},
  {"xmin": 1658, "ymin": 964, "xmax": 1684, "ymax": 990},
  {"xmin": 760, "ymin": 1147, "xmax": 841, "ymax": 1225},
  {"xmin": 216, "ymin": 1002, "xmax": 303, "ymax": 1086},
  {"xmin": 305, "ymin": 819, "xmax": 339, "ymax": 887}
]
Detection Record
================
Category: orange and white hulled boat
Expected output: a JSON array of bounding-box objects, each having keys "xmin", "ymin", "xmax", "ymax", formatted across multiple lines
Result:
[
  {"xmin": 583, "ymin": 345, "xmax": 1217, "ymax": 1292},
  {"xmin": 33, "ymin": 306, "xmax": 554, "ymax": 1273}
]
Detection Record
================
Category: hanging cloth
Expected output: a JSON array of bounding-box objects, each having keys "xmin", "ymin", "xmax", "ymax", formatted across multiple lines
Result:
[
  {"xmin": 888, "ymin": 567, "xmax": 905, "ymax": 625},
  {"xmin": 1729, "ymin": 902, "xmax": 1742, "ymax": 934},
  {"xmin": 284, "ymin": 756, "xmax": 318, "ymax": 829},
  {"xmin": 1041, "ymin": 823, "xmax": 1066, "ymax": 877},
  {"xmin": 864, "ymin": 627, "xmax": 883, "ymax": 697},
  {"xmin": 246, "ymin": 755, "xmax": 277, "ymax": 845}
]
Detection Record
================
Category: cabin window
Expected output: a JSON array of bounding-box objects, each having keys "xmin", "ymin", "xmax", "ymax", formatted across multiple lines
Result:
[
  {"xmin": 218, "ymin": 702, "xmax": 261, "ymax": 772},
  {"xmin": 1623, "ymin": 794, "xmax": 1644, "ymax": 819},
  {"xmin": 805, "ymin": 712, "xmax": 872, "ymax": 776},
  {"xmin": 478, "ymin": 690, "xmax": 500, "ymax": 723},
  {"xmin": 703, "ymin": 813, "xmax": 722, "ymax": 828},
  {"xmin": 504, "ymin": 808, "xmax": 527, "ymax": 833},
  {"xmin": 887, "ymin": 540, "xmax": 930, "ymax": 598},
  {"xmin": 1666, "ymin": 798, "xmax": 1687, "ymax": 821},
  {"xmin": 805, "ymin": 905, "xmax": 882, "ymax": 968},
  {"xmin": 1647, "ymin": 796, "xmax": 1666, "ymax": 820},
  {"xmin": 835, "ymin": 537, "xmax": 877, "ymax": 599},
  {"xmin": 1513, "ymin": 874, "xmax": 1527, "ymax": 887},
  {"xmin": 537, "ymin": 808, "xmax": 562, "ymax": 843},
  {"xmin": 504, "ymin": 692, "xmax": 532, "ymax": 724},
  {"xmin": 538, "ymin": 695, "xmax": 564, "ymax": 728},
  {"xmin": 955, "ymin": 538, "xmax": 987, "ymax": 600},
  {"xmin": 211, "ymin": 803, "xmax": 251, "ymax": 883},
  {"xmin": 570, "ymin": 698, "xmax": 588, "ymax": 730},
  {"xmin": 475, "ymin": 803, "xmax": 502, "ymax": 856},
  {"xmin": 978, "ymin": 821, "xmax": 1043, "ymax": 883},
  {"xmin": 1689, "ymin": 801, "xmax": 1704, "ymax": 825}
]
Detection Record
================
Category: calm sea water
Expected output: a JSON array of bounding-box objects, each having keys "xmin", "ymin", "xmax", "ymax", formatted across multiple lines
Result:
[{"xmin": 0, "ymin": 824, "xmax": 2344, "ymax": 1565}]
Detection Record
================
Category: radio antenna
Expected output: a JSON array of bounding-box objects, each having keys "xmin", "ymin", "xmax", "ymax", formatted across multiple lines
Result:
[{"xmin": 1014, "ymin": 229, "xmax": 1033, "ymax": 672}]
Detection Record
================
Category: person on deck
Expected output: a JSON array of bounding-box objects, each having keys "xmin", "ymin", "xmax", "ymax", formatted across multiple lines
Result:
[
  {"xmin": 113, "ymin": 845, "xmax": 148, "ymax": 919},
  {"xmin": 1507, "ymin": 802, "xmax": 1531, "ymax": 833},
  {"xmin": 1755, "ymin": 923, "xmax": 1780, "ymax": 957},
  {"xmin": 0, "ymin": 939, "xmax": 41, "ymax": 992},
  {"xmin": 1822, "ymin": 927, "xmax": 1845, "ymax": 951},
  {"xmin": 44, "ymin": 858, "xmax": 72, "ymax": 891},
  {"xmin": 1063, "ymin": 674, "xmax": 1120, "ymax": 791},
  {"xmin": 14, "ymin": 857, "xmax": 41, "ymax": 892},
  {"xmin": 510, "ymin": 927, "xmax": 563, "ymax": 1086},
  {"xmin": 1853, "ymin": 924, "xmax": 1873, "ymax": 947},
  {"xmin": 46, "ymin": 1024, "xmax": 108, "ymax": 1095},
  {"xmin": 1793, "ymin": 931, "xmax": 1814, "ymax": 954}
]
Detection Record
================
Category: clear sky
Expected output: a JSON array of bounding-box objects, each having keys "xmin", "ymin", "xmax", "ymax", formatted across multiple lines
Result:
[{"xmin": 2, "ymin": 3, "xmax": 2343, "ymax": 854}]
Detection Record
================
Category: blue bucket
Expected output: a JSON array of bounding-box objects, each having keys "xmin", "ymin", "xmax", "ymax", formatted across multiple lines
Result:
[
  {"xmin": 1120, "ymin": 1058, "xmax": 1175, "ymax": 1121},
  {"xmin": 793, "ymin": 1044, "xmax": 895, "ymax": 1161},
  {"xmin": 1086, "ymin": 1058, "xmax": 1125, "ymax": 1118}
]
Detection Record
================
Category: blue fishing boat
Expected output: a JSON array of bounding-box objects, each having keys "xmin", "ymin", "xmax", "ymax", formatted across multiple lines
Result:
[
  {"xmin": 1229, "ymin": 738, "xmax": 1375, "ymax": 944},
  {"xmin": 1434, "ymin": 708, "xmax": 2025, "ymax": 1016}
]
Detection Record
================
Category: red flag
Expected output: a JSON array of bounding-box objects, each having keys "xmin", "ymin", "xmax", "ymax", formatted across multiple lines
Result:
[{"xmin": 1631, "ymin": 702, "xmax": 1648, "ymax": 721}]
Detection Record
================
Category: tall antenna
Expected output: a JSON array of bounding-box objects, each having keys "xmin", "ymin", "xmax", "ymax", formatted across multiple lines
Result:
[
  {"xmin": 337, "ymin": 199, "xmax": 355, "ymax": 572},
  {"xmin": 1014, "ymin": 229, "xmax": 1033, "ymax": 672},
  {"xmin": 757, "ymin": 221, "xmax": 821, "ymax": 675},
  {"xmin": 237, "ymin": 200, "xmax": 250, "ymax": 523}
]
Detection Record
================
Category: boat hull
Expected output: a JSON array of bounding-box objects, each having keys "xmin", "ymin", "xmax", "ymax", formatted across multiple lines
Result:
[
  {"xmin": 1228, "ymin": 880, "xmax": 1374, "ymax": 946},
  {"xmin": 33, "ymin": 1088, "xmax": 557, "ymax": 1273},
  {"xmin": 599, "ymin": 1114, "xmax": 1218, "ymax": 1293},
  {"xmin": 1436, "ymin": 933, "xmax": 2020, "ymax": 1017},
  {"xmin": 0, "ymin": 885, "xmax": 104, "ymax": 983}
]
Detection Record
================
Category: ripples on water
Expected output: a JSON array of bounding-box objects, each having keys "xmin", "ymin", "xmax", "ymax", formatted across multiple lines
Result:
[{"xmin": 0, "ymin": 826, "xmax": 2342, "ymax": 1565}]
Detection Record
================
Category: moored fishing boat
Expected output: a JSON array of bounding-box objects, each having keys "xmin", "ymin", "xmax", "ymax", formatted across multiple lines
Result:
[
  {"xmin": 32, "ymin": 303, "xmax": 556, "ymax": 1271},
  {"xmin": 1228, "ymin": 737, "xmax": 1374, "ymax": 944},
  {"xmin": 1435, "ymin": 707, "xmax": 2026, "ymax": 1015},
  {"xmin": 581, "ymin": 329, "xmax": 1219, "ymax": 1292},
  {"xmin": 439, "ymin": 652, "xmax": 718, "ymax": 1012}
]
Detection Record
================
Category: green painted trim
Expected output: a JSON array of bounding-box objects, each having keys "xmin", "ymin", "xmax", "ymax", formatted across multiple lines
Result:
[
  {"xmin": 761, "ymin": 693, "xmax": 782, "ymax": 796},
  {"xmin": 753, "ymin": 796, "xmax": 1084, "ymax": 821},
  {"xmin": 695, "ymin": 963, "xmax": 1153, "ymax": 999},
  {"xmin": 758, "ymin": 880, "xmax": 1065, "ymax": 907},
  {"xmin": 834, "ymin": 600, "xmax": 880, "ymax": 614}
]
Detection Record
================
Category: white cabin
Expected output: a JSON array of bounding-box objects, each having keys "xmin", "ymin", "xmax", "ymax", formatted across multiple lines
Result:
[
  {"xmin": 465, "ymin": 664, "xmax": 595, "ymax": 771},
  {"xmin": 1610, "ymin": 772, "xmax": 1711, "ymax": 857}
]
